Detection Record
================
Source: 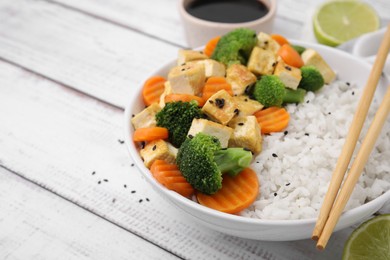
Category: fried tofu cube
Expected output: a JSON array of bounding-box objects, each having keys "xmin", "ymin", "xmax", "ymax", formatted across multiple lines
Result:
[
  {"xmin": 202, "ymin": 59, "xmax": 226, "ymax": 78},
  {"xmin": 226, "ymin": 64, "xmax": 257, "ymax": 95},
  {"xmin": 301, "ymin": 49, "xmax": 336, "ymax": 84},
  {"xmin": 168, "ymin": 61, "xmax": 205, "ymax": 95},
  {"xmin": 232, "ymin": 95, "xmax": 263, "ymax": 116},
  {"xmin": 228, "ymin": 116, "xmax": 262, "ymax": 154},
  {"xmin": 187, "ymin": 118, "xmax": 233, "ymax": 148},
  {"xmin": 131, "ymin": 103, "xmax": 161, "ymax": 130},
  {"xmin": 177, "ymin": 49, "xmax": 208, "ymax": 66},
  {"xmin": 202, "ymin": 90, "xmax": 237, "ymax": 125},
  {"xmin": 257, "ymin": 32, "xmax": 281, "ymax": 53},
  {"xmin": 140, "ymin": 139, "xmax": 177, "ymax": 168},
  {"xmin": 159, "ymin": 81, "xmax": 173, "ymax": 108},
  {"xmin": 273, "ymin": 59, "xmax": 302, "ymax": 90},
  {"xmin": 247, "ymin": 47, "xmax": 277, "ymax": 75}
]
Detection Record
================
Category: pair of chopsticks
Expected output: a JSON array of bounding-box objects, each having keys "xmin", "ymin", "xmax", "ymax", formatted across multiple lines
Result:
[{"xmin": 312, "ymin": 24, "xmax": 390, "ymax": 250}]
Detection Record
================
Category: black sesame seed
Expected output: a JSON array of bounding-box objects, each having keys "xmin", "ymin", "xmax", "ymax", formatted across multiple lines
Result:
[
  {"xmin": 118, "ymin": 139, "xmax": 124, "ymax": 144},
  {"xmin": 264, "ymin": 41, "xmax": 268, "ymax": 44},
  {"xmin": 274, "ymin": 192, "xmax": 277, "ymax": 196},
  {"xmin": 285, "ymin": 66, "xmax": 291, "ymax": 71},
  {"xmin": 305, "ymin": 133, "xmax": 309, "ymax": 136},
  {"xmin": 131, "ymin": 163, "xmax": 134, "ymax": 167},
  {"xmin": 215, "ymin": 98, "xmax": 225, "ymax": 108},
  {"xmin": 112, "ymin": 198, "xmax": 116, "ymax": 203},
  {"xmin": 256, "ymin": 161, "xmax": 259, "ymax": 164},
  {"xmin": 124, "ymin": 184, "xmax": 127, "ymax": 188},
  {"xmin": 328, "ymin": 112, "xmax": 331, "ymax": 115},
  {"xmin": 146, "ymin": 198, "xmax": 150, "ymax": 202},
  {"xmin": 272, "ymin": 153, "xmax": 278, "ymax": 158},
  {"xmin": 152, "ymin": 145, "xmax": 157, "ymax": 151},
  {"xmin": 132, "ymin": 114, "xmax": 135, "ymax": 118},
  {"xmin": 208, "ymin": 100, "xmax": 214, "ymax": 104},
  {"xmin": 103, "ymin": 179, "xmax": 108, "ymax": 182},
  {"xmin": 140, "ymin": 141, "xmax": 145, "ymax": 149},
  {"xmin": 188, "ymin": 134, "xmax": 193, "ymax": 139},
  {"xmin": 238, "ymin": 123, "xmax": 244, "ymax": 126},
  {"xmin": 346, "ymin": 82, "xmax": 350, "ymax": 86},
  {"xmin": 352, "ymin": 91, "xmax": 355, "ymax": 95},
  {"xmin": 139, "ymin": 199, "xmax": 143, "ymax": 203},
  {"xmin": 234, "ymin": 108, "xmax": 240, "ymax": 115},
  {"xmin": 131, "ymin": 190, "xmax": 136, "ymax": 194},
  {"xmin": 306, "ymin": 100, "xmax": 310, "ymax": 103},
  {"xmin": 181, "ymin": 68, "xmax": 185, "ymax": 71},
  {"xmin": 98, "ymin": 181, "xmax": 101, "ymax": 184},
  {"xmin": 286, "ymin": 183, "xmax": 291, "ymax": 186},
  {"xmin": 92, "ymin": 171, "xmax": 96, "ymax": 175},
  {"xmin": 272, "ymin": 62, "xmax": 277, "ymax": 67},
  {"xmin": 244, "ymin": 98, "xmax": 248, "ymax": 102},
  {"xmin": 284, "ymin": 131, "xmax": 288, "ymax": 135}
]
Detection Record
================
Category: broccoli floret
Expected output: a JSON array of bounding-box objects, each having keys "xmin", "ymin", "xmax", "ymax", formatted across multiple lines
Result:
[
  {"xmin": 155, "ymin": 101, "xmax": 204, "ymax": 148},
  {"xmin": 253, "ymin": 75, "xmax": 285, "ymax": 107},
  {"xmin": 298, "ymin": 66, "xmax": 325, "ymax": 92},
  {"xmin": 211, "ymin": 28, "xmax": 257, "ymax": 66},
  {"xmin": 292, "ymin": 45, "xmax": 306, "ymax": 55},
  {"xmin": 176, "ymin": 133, "xmax": 253, "ymax": 194},
  {"xmin": 283, "ymin": 88, "xmax": 307, "ymax": 104}
]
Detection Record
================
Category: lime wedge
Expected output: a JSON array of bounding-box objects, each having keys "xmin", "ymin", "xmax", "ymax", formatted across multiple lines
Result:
[
  {"xmin": 342, "ymin": 214, "xmax": 390, "ymax": 260},
  {"xmin": 313, "ymin": 0, "xmax": 380, "ymax": 47}
]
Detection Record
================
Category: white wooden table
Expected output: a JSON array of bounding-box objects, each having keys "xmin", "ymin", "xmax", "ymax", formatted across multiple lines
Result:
[{"xmin": 1, "ymin": 0, "xmax": 389, "ymax": 259}]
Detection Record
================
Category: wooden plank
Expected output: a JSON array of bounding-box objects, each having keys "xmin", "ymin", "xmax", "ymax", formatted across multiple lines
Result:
[
  {"xmin": 0, "ymin": 0, "xmax": 179, "ymax": 109},
  {"xmin": 0, "ymin": 167, "xmax": 179, "ymax": 260},
  {"xmin": 0, "ymin": 59, "xmax": 351, "ymax": 259}
]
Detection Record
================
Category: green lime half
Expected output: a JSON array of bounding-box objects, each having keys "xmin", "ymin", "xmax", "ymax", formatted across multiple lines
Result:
[
  {"xmin": 342, "ymin": 214, "xmax": 390, "ymax": 260},
  {"xmin": 313, "ymin": 0, "xmax": 380, "ymax": 47}
]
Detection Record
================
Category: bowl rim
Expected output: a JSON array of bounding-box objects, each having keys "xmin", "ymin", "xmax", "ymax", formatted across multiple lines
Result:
[{"xmin": 124, "ymin": 39, "xmax": 390, "ymax": 226}]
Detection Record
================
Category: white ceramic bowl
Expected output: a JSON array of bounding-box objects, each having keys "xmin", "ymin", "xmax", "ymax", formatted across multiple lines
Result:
[{"xmin": 124, "ymin": 41, "xmax": 390, "ymax": 241}]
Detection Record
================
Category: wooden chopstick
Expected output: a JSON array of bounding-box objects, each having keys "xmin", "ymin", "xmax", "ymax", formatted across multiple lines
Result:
[
  {"xmin": 312, "ymin": 24, "xmax": 390, "ymax": 243},
  {"xmin": 316, "ymin": 85, "xmax": 390, "ymax": 250}
]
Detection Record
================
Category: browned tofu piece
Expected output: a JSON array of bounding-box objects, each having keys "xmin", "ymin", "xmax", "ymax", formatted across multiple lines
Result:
[
  {"xmin": 247, "ymin": 47, "xmax": 277, "ymax": 75},
  {"xmin": 168, "ymin": 61, "xmax": 205, "ymax": 95},
  {"xmin": 202, "ymin": 90, "xmax": 237, "ymax": 125},
  {"xmin": 187, "ymin": 118, "xmax": 233, "ymax": 148},
  {"xmin": 301, "ymin": 49, "xmax": 336, "ymax": 84},
  {"xmin": 228, "ymin": 116, "xmax": 262, "ymax": 154},
  {"xmin": 257, "ymin": 32, "xmax": 281, "ymax": 53},
  {"xmin": 131, "ymin": 103, "xmax": 161, "ymax": 130},
  {"xmin": 202, "ymin": 59, "xmax": 226, "ymax": 78},
  {"xmin": 273, "ymin": 59, "xmax": 302, "ymax": 90},
  {"xmin": 226, "ymin": 64, "xmax": 257, "ymax": 95},
  {"xmin": 177, "ymin": 50, "xmax": 209, "ymax": 66},
  {"xmin": 231, "ymin": 95, "xmax": 263, "ymax": 116},
  {"xmin": 140, "ymin": 139, "xmax": 177, "ymax": 168}
]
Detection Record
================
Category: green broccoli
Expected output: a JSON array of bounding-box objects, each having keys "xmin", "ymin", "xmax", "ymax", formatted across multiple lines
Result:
[
  {"xmin": 176, "ymin": 133, "xmax": 253, "ymax": 194},
  {"xmin": 298, "ymin": 66, "xmax": 325, "ymax": 92},
  {"xmin": 283, "ymin": 88, "xmax": 307, "ymax": 104},
  {"xmin": 292, "ymin": 45, "xmax": 306, "ymax": 55},
  {"xmin": 211, "ymin": 28, "xmax": 257, "ymax": 66},
  {"xmin": 253, "ymin": 75, "xmax": 285, "ymax": 107},
  {"xmin": 155, "ymin": 101, "xmax": 204, "ymax": 148}
]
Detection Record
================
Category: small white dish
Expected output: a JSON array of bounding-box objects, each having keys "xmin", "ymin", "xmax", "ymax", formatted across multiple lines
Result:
[{"xmin": 124, "ymin": 40, "xmax": 390, "ymax": 241}]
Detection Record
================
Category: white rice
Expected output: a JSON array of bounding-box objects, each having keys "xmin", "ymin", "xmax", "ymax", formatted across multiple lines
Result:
[{"xmin": 241, "ymin": 81, "xmax": 390, "ymax": 220}]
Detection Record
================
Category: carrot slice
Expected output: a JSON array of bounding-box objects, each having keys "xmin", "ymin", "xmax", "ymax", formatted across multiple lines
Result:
[
  {"xmin": 203, "ymin": 36, "xmax": 221, "ymax": 57},
  {"xmin": 133, "ymin": 127, "xmax": 169, "ymax": 142},
  {"xmin": 270, "ymin": 34, "xmax": 289, "ymax": 46},
  {"xmin": 142, "ymin": 76, "xmax": 166, "ymax": 106},
  {"xmin": 165, "ymin": 94, "xmax": 205, "ymax": 107},
  {"xmin": 150, "ymin": 160, "xmax": 194, "ymax": 198},
  {"xmin": 202, "ymin": 77, "xmax": 233, "ymax": 101},
  {"xmin": 197, "ymin": 168, "xmax": 259, "ymax": 214},
  {"xmin": 277, "ymin": 44, "xmax": 304, "ymax": 68},
  {"xmin": 254, "ymin": 107, "xmax": 290, "ymax": 134}
]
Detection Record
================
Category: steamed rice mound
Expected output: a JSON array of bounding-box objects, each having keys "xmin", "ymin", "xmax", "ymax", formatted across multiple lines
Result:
[{"xmin": 241, "ymin": 81, "xmax": 390, "ymax": 220}]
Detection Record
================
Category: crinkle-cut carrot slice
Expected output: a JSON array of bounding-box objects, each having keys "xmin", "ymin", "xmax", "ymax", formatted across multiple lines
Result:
[
  {"xmin": 142, "ymin": 76, "xmax": 166, "ymax": 106},
  {"xmin": 150, "ymin": 160, "xmax": 194, "ymax": 198},
  {"xmin": 202, "ymin": 77, "xmax": 233, "ymax": 101},
  {"xmin": 254, "ymin": 107, "xmax": 290, "ymax": 134},
  {"xmin": 133, "ymin": 127, "xmax": 169, "ymax": 142},
  {"xmin": 204, "ymin": 36, "xmax": 221, "ymax": 57},
  {"xmin": 196, "ymin": 168, "xmax": 259, "ymax": 214}
]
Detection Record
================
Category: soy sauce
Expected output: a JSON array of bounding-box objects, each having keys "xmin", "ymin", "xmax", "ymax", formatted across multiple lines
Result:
[{"xmin": 186, "ymin": 0, "xmax": 269, "ymax": 23}]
